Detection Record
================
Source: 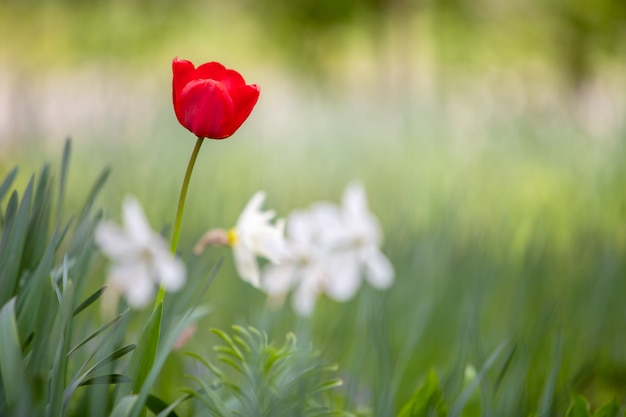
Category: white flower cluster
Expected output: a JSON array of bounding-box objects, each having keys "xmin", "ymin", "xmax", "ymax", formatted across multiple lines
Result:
[
  {"xmin": 95, "ymin": 183, "xmax": 394, "ymax": 315},
  {"xmin": 260, "ymin": 182, "xmax": 394, "ymax": 316}
]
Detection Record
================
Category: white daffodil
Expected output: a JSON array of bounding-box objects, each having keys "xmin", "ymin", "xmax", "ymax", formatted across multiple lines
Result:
[
  {"xmin": 195, "ymin": 191, "xmax": 287, "ymax": 288},
  {"xmin": 261, "ymin": 209, "xmax": 330, "ymax": 316},
  {"xmin": 261, "ymin": 183, "xmax": 394, "ymax": 315},
  {"xmin": 94, "ymin": 196, "xmax": 186, "ymax": 309},
  {"xmin": 315, "ymin": 182, "xmax": 394, "ymax": 302}
]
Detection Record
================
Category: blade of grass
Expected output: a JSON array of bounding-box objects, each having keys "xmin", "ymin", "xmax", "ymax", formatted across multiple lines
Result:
[
  {"xmin": 449, "ymin": 339, "xmax": 510, "ymax": 417},
  {"xmin": 0, "ymin": 167, "xmax": 17, "ymax": 205},
  {"xmin": 57, "ymin": 139, "xmax": 71, "ymax": 225},
  {"xmin": 0, "ymin": 178, "xmax": 34, "ymax": 305},
  {"xmin": 73, "ymin": 286, "xmax": 107, "ymax": 317},
  {"xmin": 0, "ymin": 299, "xmax": 27, "ymax": 411},
  {"xmin": 128, "ymin": 306, "xmax": 210, "ymax": 417},
  {"xmin": 538, "ymin": 333, "xmax": 563, "ymax": 416},
  {"xmin": 63, "ymin": 344, "xmax": 136, "ymax": 413},
  {"xmin": 117, "ymin": 302, "xmax": 163, "ymax": 400}
]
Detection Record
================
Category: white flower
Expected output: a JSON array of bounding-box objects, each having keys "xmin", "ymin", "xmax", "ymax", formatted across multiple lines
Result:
[
  {"xmin": 321, "ymin": 182, "xmax": 394, "ymax": 301},
  {"xmin": 94, "ymin": 196, "xmax": 186, "ymax": 309},
  {"xmin": 229, "ymin": 191, "xmax": 288, "ymax": 288},
  {"xmin": 262, "ymin": 209, "xmax": 329, "ymax": 316},
  {"xmin": 261, "ymin": 182, "xmax": 394, "ymax": 316}
]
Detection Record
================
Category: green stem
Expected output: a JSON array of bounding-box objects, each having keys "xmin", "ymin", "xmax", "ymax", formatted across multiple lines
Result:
[{"xmin": 155, "ymin": 136, "xmax": 204, "ymax": 307}]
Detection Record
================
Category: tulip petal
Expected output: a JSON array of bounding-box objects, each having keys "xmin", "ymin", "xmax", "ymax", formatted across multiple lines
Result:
[
  {"xmin": 230, "ymin": 84, "xmax": 260, "ymax": 134},
  {"xmin": 172, "ymin": 58, "xmax": 197, "ymax": 126},
  {"xmin": 194, "ymin": 61, "xmax": 226, "ymax": 80},
  {"xmin": 177, "ymin": 79, "xmax": 235, "ymax": 138}
]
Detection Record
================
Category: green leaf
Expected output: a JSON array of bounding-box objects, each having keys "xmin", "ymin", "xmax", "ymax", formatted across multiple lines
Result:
[
  {"xmin": 0, "ymin": 167, "xmax": 17, "ymax": 205},
  {"xmin": 80, "ymin": 374, "xmax": 132, "ymax": 386},
  {"xmin": 16, "ymin": 229, "xmax": 59, "ymax": 339},
  {"xmin": 146, "ymin": 394, "xmax": 182, "ymax": 417},
  {"xmin": 73, "ymin": 286, "xmax": 107, "ymax": 317},
  {"xmin": 0, "ymin": 299, "xmax": 27, "ymax": 410},
  {"xmin": 566, "ymin": 394, "xmax": 591, "ymax": 417},
  {"xmin": 67, "ymin": 311, "xmax": 127, "ymax": 356},
  {"xmin": 21, "ymin": 164, "xmax": 52, "ymax": 271},
  {"xmin": 128, "ymin": 307, "xmax": 210, "ymax": 417},
  {"xmin": 77, "ymin": 166, "xmax": 110, "ymax": 223},
  {"xmin": 118, "ymin": 302, "xmax": 163, "ymax": 399},
  {"xmin": 185, "ymin": 375, "xmax": 232, "ymax": 416},
  {"xmin": 56, "ymin": 139, "xmax": 71, "ymax": 224},
  {"xmin": 593, "ymin": 399, "xmax": 620, "ymax": 417},
  {"xmin": 64, "ymin": 344, "xmax": 136, "ymax": 412},
  {"xmin": 538, "ymin": 334, "xmax": 563, "ymax": 417},
  {"xmin": 0, "ymin": 178, "xmax": 34, "ymax": 305},
  {"xmin": 48, "ymin": 280, "xmax": 76, "ymax": 417},
  {"xmin": 109, "ymin": 395, "xmax": 138, "ymax": 417},
  {"xmin": 397, "ymin": 369, "xmax": 447, "ymax": 417},
  {"xmin": 449, "ymin": 339, "xmax": 509, "ymax": 417},
  {"xmin": 154, "ymin": 394, "xmax": 189, "ymax": 417}
]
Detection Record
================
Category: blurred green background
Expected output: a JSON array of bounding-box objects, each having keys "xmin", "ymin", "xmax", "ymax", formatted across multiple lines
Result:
[{"xmin": 1, "ymin": 0, "xmax": 625, "ymax": 414}]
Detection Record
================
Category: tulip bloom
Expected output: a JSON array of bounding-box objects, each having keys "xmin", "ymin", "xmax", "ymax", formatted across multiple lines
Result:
[{"xmin": 172, "ymin": 58, "xmax": 260, "ymax": 139}]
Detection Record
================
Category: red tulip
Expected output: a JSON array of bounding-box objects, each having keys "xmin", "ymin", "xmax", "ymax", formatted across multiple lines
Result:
[{"xmin": 172, "ymin": 58, "xmax": 260, "ymax": 139}]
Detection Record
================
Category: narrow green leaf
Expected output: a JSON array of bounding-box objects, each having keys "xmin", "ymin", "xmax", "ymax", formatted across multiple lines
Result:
[
  {"xmin": 538, "ymin": 334, "xmax": 563, "ymax": 417},
  {"xmin": 80, "ymin": 374, "xmax": 132, "ymax": 386},
  {"xmin": 0, "ymin": 189, "xmax": 17, "ymax": 234},
  {"xmin": 16, "ymin": 229, "xmax": 59, "ymax": 338},
  {"xmin": 21, "ymin": 164, "xmax": 52, "ymax": 271},
  {"xmin": 0, "ymin": 178, "xmax": 34, "ymax": 304},
  {"xmin": 398, "ymin": 369, "xmax": 447, "ymax": 417},
  {"xmin": 154, "ymin": 393, "xmax": 189, "ymax": 417},
  {"xmin": 311, "ymin": 378, "xmax": 344, "ymax": 394},
  {"xmin": 185, "ymin": 375, "xmax": 232, "ymax": 416},
  {"xmin": 64, "ymin": 344, "xmax": 136, "ymax": 412},
  {"xmin": 67, "ymin": 311, "xmax": 126, "ymax": 356},
  {"xmin": 48, "ymin": 280, "xmax": 75, "ymax": 417},
  {"xmin": 449, "ymin": 339, "xmax": 509, "ymax": 417},
  {"xmin": 146, "ymin": 394, "xmax": 182, "ymax": 417},
  {"xmin": 0, "ymin": 299, "xmax": 27, "ymax": 409},
  {"xmin": 593, "ymin": 400, "xmax": 620, "ymax": 417},
  {"xmin": 57, "ymin": 139, "xmax": 71, "ymax": 224},
  {"xmin": 128, "ymin": 307, "xmax": 210, "ymax": 417},
  {"xmin": 73, "ymin": 286, "xmax": 107, "ymax": 317},
  {"xmin": 182, "ymin": 351, "xmax": 224, "ymax": 378},
  {"xmin": 566, "ymin": 394, "xmax": 592, "ymax": 417},
  {"xmin": 211, "ymin": 328, "xmax": 244, "ymax": 360},
  {"xmin": 78, "ymin": 167, "xmax": 110, "ymax": 222},
  {"xmin": 118, "ymin": 302, "xmax": 163, "ymax": 399},
  {"xmin": 0, "ymin": 167, "xmax": 17, "ymax": 204},
  {"xmin": 109, "ymin": 395, "xmax": 138, "ymax": 417}
]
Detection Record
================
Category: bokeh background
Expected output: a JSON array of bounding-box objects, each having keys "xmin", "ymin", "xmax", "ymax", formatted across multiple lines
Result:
[{"xmin": 1, "ymin": 0, "xmax": 626, "ymax": 414}]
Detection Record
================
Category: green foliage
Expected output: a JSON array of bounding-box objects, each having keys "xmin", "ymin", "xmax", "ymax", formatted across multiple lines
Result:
[
  {"xmin": 565, "ymin": 395, "xmax": 623, "ymax": 417},
  {"xmin": 0, "ymin": 141, "xmax": 130, "ymax": 416},
  {"xmin": 186, "ymin": 325, "xmax": 346, "ymax": 417},
  {"xmin": 397, "ymin": 369, "xmax": 447, "ymax": 417},
  {"xmin": 0, "ymin": 141, "xmax": 214, "ymax": 417}
]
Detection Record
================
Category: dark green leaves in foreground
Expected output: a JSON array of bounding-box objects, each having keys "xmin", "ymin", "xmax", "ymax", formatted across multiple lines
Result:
[{"xmin": 0, "ymin": 140, "xmax": 129, "ymax": 416}]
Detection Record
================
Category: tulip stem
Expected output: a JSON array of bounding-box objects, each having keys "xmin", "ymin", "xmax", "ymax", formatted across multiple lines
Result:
[{"xmin": 155, "ymin": 136, "xmax": 205, "ymax": 308}]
